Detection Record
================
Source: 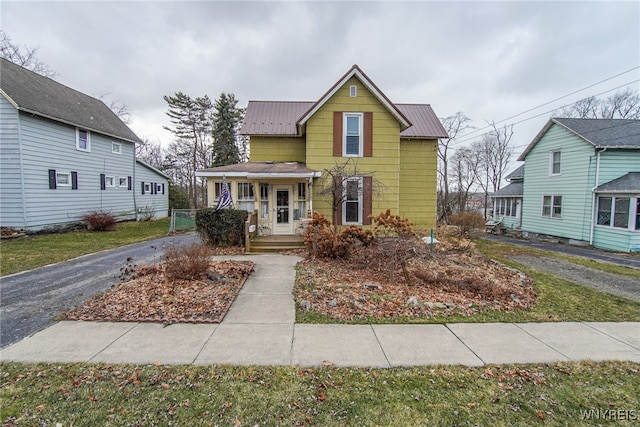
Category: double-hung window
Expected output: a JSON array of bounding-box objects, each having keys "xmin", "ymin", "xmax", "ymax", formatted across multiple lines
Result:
[
  {"xmin": 549, "ymin": 150, "xmax": 561, "ymax": 175},
  {"xmin": 343, "ymin": 113, "xmax": 363, "ymax": 156},
  {"xmin": 237, "ymin": 182, "xmax": 254, "ymax": 212},
  {"xmin": 343, "ymin": 177, "xmax": 363, "ymax": 224},
  {"xmin": 542, "ymin": 195, "xmax": 562, "ymax": 218},
  {"xmin": 260, "ymin": 183, "xmax": 269, "ymax": 218},
  {"xmin": 295, "ymin": 182, "xmax": 306, "ymax": 220},
  {"xmin": 214, "ymin": 181, "xmax": 231, "ymax": 201},
  {"xmin": 76, "ymin": 129, "xmax": 91, "ymax": 152},
  {"xmin": 112, "ymin": 142, "xmax": 122, "ymax": 154}
]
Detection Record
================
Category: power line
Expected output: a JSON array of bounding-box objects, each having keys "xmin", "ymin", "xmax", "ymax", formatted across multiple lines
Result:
[
  {"xmin": 449, "ymin": 66, "xmax": 640, "ymax": 143},
  {"xmin": 450, "ymin": 79, "xmax": 639, "ymax": 147}
]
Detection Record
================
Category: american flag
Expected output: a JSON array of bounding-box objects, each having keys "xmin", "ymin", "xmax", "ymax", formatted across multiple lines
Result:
[{"xmin": 215, "ymin": 176, "xmax": 233, "ymax": 211}]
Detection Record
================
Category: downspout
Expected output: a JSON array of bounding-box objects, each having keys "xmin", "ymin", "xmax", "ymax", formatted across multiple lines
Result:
[
  {"xmin": 133, "ymin": 151, "xmax": 139, "ymax": 221},
  {"xmin": 589, "ymin": 148, "xmax": 607, "ymax": 245}
]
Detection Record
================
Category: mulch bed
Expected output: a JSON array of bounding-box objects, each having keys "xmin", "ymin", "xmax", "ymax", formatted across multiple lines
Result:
[
  {"xmin": 295, "ymin": 239, "xmax": 537, "ymax": 321},
  {"xmin": 62, "ymin": 260, "xmax": 254, "ymax": 324}
]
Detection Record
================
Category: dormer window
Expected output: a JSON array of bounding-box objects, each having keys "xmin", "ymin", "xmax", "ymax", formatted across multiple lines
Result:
[{"xmin": 76, "ymin": 129, "xmax": 91, "ymax": 152}]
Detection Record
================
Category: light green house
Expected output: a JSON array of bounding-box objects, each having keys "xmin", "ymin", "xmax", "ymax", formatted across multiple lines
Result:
[
  {"xmin": 491, "ymin": 164, "xmax": 524, "ymax": 230},
  {"xmin": 197, "ymin": 65, "xmax": 448, "ymax": 236},
  {"xmin": 518, "ymin": 118, "xmax": 640, "ymax": 252}
]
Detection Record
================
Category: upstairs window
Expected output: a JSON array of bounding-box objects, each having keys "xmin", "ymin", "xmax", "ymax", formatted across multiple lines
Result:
[
  {"xmin": 76, "ymin": 129, "xmax": 91, "ymax": 152},
  {"xmin": 344, "ymin": 113, "xmax": 363, "ymax": 156},
  {"xmin": 112, "ymin": 142, "xmax": 122, "ymax": 154},
  {"xmin": 349, "ymin": 85, "xmax": 357, "ymax": 97},
  {"xmin": 549, "ymin": 150, "xmax": 561, "ymax": 175}
]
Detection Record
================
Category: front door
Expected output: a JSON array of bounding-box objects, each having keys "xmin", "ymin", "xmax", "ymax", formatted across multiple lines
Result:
[{"xmin": 273, "ymin": 186, "xmax": 293, "ymax": 235}]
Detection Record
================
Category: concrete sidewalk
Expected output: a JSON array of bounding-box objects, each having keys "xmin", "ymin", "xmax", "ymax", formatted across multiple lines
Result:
[{"xmin": 2, "ymin": 254, "xmax": 639, "ymax": 367}]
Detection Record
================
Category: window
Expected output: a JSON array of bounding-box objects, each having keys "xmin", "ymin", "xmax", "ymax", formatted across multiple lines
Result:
[
  {"xmin": 636, "ymin": 199, "xmax": 640, "ymax": 230},
  {"xmin": 549, "ymin": 150, "xmax": 561, "ymax": 175},
  {"xmin": 118, "ymin": 177, "xmax": 128, "ymax": 187},
  {"xmin": 56, "ymin": 172, "xmax": 70, "ymax": 186},
  {"xmin": 343, "ymin": 113, "xmax": 363, "ymax": 156},
  {"xmin": 144, "ymin": 183, "xmax": 151, "ymax": 194},
  {"xmin": 105, "ymin": 176, "xmax": 115, "ymax": 187},
  {"xmin": 349, "ymin": 85, "xmax": 357, "ymax": 97},
  {"xmin": 343, "ymin": 177, "xmax": 363, "ymax": 224},
  {"xmin": 112, "ymin": 142, "xmax": 122, "ymax": 154},
  {"xmin": 214, "ymin": 181, "xmax": 231, "ymax": 200},
  {"xmin": 598, "ymin": 196, "xmax": 631, "ymax": 229},
  {"xmin": 295, "ymin": 182, "xmax": 307, "ymax": 220},
  {"xmin": 76, "ymin": 129, "xmax": 91, "ymax": 151},
  {"xmin": 237, "ymin": 182, "xmax": 254, "ymax": 212},
  {"xmin": 260, "ymin": 183, "xmax": 269, "ymax": 218},
  {"xmin": 542, "ymin": 195, "xmax": 562, "ymax": 218}
]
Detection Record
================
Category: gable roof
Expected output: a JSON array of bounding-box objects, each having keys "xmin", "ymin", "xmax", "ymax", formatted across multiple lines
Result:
[
  {"xmin": 0, "ymin": 58, "xmax": 142, "ymax": 144},
  {"xmin": 518, "ymin": 118, "xmax": 640, "ymax": 161},
  {"xmin": 240, "ymin": 65, "xmax": 448, "ymax": 139},
  {"xmin": 594, "ymin": 172, "xmax": 640, "ymax": 193}
]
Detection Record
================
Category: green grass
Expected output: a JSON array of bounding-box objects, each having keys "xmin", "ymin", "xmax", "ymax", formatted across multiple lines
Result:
[
  {"xmin": 1, "ymin": 361, "xmax": 638, "ymax": 426},
  {"xmin": 0, "ymin": 218, "xmax": 171, "ymax": 276},
  {"xmin": 297, "ymin": 239, "xmax": 640, "ymax": 324}
]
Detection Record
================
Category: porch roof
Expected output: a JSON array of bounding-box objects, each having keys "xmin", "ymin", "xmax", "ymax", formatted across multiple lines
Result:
[
  {"xmin": 491, "ymin": 182, "xmax": 523, "ymax": 197},
  {"xmin": 594, "ymin": 172, "xmax": 640, "ymax": 193},
  {"xmin": 196, "ymin": 161, "xmax": 321, "ymax": 179}
]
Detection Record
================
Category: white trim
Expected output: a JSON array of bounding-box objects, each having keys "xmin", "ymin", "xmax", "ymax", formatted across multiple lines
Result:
[
  {"xmin": 349, "ymin": 85, "xmax": 357, "ymax": 97},
  {"xmin": 343, "ymin": 112, "xmax": 363, "ymax": 157},
  {"xmin": 196, "ymin": 171, "xmax": 321, "ymax": 179},
  {"xmin": 56, "ymin": 171, "xmax": 71, "ymax": 187},
  {"xmin": 76, "ymin": 128, "xmax": 91, "ymax": 152},
  {"xmin": 549, "ymin": 150, "xmax": 561, "ymax": 176},
  {"xmin": 342, "ymin": 176, "xmax": 363, "ymax": 225},
  {"xmin": 105, "ymin": 175, "xmax": 116, "ymax": 188},
  {"xmin": 118, "ymin": 176, "xmax": 128, "ymax": 187},
  {"xmin": 541, "ymin": 194, "xmax": 562, "ymax": 219},
  {"xmin": 112, "ymin": 142, "xmax": 122, "ymax": 154}
]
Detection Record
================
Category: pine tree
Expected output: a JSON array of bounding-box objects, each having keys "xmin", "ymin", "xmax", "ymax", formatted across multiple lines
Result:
[{"xmin": 212, "ymin": 93, "xmax": 244, "ymax": 166}]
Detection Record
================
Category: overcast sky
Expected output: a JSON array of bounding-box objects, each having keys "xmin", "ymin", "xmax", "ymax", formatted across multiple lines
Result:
[{"xmin": 3, "ymin": 1, "xmax": 639, "ymax": 164}]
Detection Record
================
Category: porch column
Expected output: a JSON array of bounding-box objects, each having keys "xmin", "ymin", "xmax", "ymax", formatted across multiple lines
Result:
[{"xmin": 308, "ymin": 177, "xmax": 313, "ymax": 216}]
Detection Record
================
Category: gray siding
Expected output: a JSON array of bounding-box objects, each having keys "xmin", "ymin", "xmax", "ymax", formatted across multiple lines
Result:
[
  {"xmin": 17, "ymin": 113, "xmax": 136, "ymax": 230},
  {"xmin": 136, "ymin": 162, "xmax": 169, "ymax": 219},
  {"xmin": 0, "ymin": 96, "xmax": 25, "ymax": 226}
]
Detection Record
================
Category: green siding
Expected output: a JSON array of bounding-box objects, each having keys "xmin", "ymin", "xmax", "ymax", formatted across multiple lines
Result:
[
  {"xmin": 521, "ymin": 124, "xmax": 597, "ymax": 242},
  {"xmin": 593, "ymin": 227, "xmax": 634, "ymax": 252},
  {"xmin": 399, "ymin": 139, "xmax": 438, "ymax": 230},
  {"xmin": 250, "ymin": 136, "xmax": 306, "ymax": 163}
]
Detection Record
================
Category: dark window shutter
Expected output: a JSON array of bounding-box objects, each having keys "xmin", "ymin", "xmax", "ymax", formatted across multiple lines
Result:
[
  {"xmin": 128, "ymin": 176, "xmax": 132, "ymax": 191},
  {"xmin": 71, "ymin": 171, "xmax": 78, "ymax": 190},
  {"xmin": 333, "ymin": 111, "xmax": 343, "ymax": 156},
  {"xmin": 334, "ymin": 175, "xmax": 342, "ymax": 226},
  {"xmin": 141, "ymin": 181, "xmax": 145, "ymax": 195},
  {"xmin": 162, "ymin": 183, "xmax": 165, "ymax": 195},
  {"xmin": 48, "ymin": 169, "xmax": 57, "ymax": 189},
  {"xmin": 363, "ymin": 176, "xmax": 373, "ymax": 225},
  {"xmin": 363, "ymin": 112, "xmax": 373, "ymax": 157},
  {"xmin": 100, "ymin": 174, "xmax": 106, "ymax": 190}
]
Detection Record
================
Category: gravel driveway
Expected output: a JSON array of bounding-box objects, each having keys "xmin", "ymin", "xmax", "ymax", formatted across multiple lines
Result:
[{"xmin": 508, "ymin": 255, "xmax": 640, "ymax": 301}]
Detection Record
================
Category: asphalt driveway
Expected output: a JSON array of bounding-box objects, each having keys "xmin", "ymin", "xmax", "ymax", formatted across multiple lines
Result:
[{"xmin": 0, "ymin": 233, "xmax": 200, "ymax": 349}]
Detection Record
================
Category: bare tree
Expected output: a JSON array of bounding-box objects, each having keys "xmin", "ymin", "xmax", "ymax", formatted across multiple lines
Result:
[
  {"xmin": 557, "ymin": 88, "xmax": 640, "ymax": 119},
  {"xmin": 449, "ymin": 146, "xmax": 481, "ymax": 212},
  {"xmin": 0, "ymin": 30, "xmax": 57, "ymax": 78},
  {"xmin": 135, "ymin": 139, "xmax": 164, "ymax": 168},
  {"xmin": 437, "ymin": 112, "xmax": 473, "ymax": 222},
  {"xmin": 316, "ymin": 158, "xmax": 384, "ymax": 226},
  {"xmin": 98, "ymin": 92, "xmax": 131, "ymax": 124}
]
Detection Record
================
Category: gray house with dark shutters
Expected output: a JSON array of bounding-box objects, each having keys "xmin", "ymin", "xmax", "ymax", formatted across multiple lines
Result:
[{"xmin": 0, "ymin": 58, "xmax": 166, "ymax": 232}]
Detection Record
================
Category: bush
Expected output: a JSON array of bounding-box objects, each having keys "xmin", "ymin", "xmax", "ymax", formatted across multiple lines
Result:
[
  {"xmin": 196, "ymin": 208, "xmax": 247, "ymax": 246},
  {"xmin": 82, "ymin": 210, "xmax": 116, "ymax": 231},
  {"xmin": 169, "ymin": 181, "xmax": 190, "ymax": 210},
  {"xmin": 448, "ymin": 211, "xmax": 486, "ymax": 237},
  {"xmin": 164, "ymin": 243, "xmax": 211, "ymax": 281},
  {"xmin": 371, "ymin": 209, "xmax": 415, "ymax": 237},
  {"xmin": 304, "ymin": 212, "xmax": 376, "ymax": 259}
]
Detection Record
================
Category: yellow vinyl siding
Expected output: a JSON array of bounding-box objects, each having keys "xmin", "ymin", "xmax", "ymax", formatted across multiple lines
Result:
[
  {"xmin": 306, "ymin": 77, "xmax": 401, "ymax": 223},
  {"xmin": 250, "ymin": 136, "xmax": 306, "ymax": 163},
  {"xmin": 399, "ymin": 138, "xmax": 438, "ymax": 230}
]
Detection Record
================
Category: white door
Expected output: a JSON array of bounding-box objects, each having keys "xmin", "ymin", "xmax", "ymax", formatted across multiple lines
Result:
[{"xmin": 273, "ymin": 186, "xmax": 293, "ymax": 235}]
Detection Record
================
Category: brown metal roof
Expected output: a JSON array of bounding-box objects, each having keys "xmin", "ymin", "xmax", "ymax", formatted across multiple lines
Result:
[
  {"xmin": 241, "ymin": 101, "xmax": 447, "ymax": 139},
  {"xmin": 196, "ymin": 161, "xmax": 321, "ymax": 178},
  {"xmin": 396, "ymin": 104, "xmax": 449, "ymax": 138},
  {"xmin": 240, "ymin": 101, "xmax": 313, "ymax": 136}
]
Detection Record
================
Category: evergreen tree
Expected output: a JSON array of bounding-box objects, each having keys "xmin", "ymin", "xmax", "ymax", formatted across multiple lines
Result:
[
  {"xmin": 212, "ymin": 93, "xmax": 244, "ymax": 166},
  {"xmin": 163, "ymin": 92, "xmax": 213, "ymax": 207}
]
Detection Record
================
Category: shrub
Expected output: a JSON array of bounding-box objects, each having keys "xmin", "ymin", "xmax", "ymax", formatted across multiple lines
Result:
[
  {"xmin": 169, "ymin": 181, "xmax": 190, "ymax": 210},
  {"xmin": 82, "ymin": 210, "xmax": 116, "ymax": 231},
  {"xmin": 448, "ymin": 211, "xmax": 486, "ymax": 237},
  {"xmin": 164, "ymin": 243, "xmax": 211, "ymax": 281},
  {"xmin": 371, "ymin": 209, "xmax": 415, "ymax": 237},
  {"xmin": 138, "ymin": 205, "xmax": 155, "ymax": 221},
  {"xmin": 196, "ymin": 208, "xmax": 247, "ymax": 246}
]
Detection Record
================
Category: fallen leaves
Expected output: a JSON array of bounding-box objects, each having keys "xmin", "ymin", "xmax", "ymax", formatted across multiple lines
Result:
[{"xmin": 62, "ymin": 260, "xmax": 254, "ymax": 324}]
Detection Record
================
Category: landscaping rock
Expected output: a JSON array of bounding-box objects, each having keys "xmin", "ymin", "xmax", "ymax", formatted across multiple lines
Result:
[
  {"xmin": 299, "ymin": 300, "xmax": 311, "ymax": 311},
  {"xmin": 406, "ymin": 296, "xmax": 422, "ymax": 307},
  {"xmin": 363, "ymin": 282, "xmax": 383, "ymax": 291},
  {"xmin": 328, "ymin": 298, "xmax": 338, "ymax": 308}
]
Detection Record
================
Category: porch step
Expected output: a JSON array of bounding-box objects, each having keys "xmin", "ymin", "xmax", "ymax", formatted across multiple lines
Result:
[{"xmin": 248, "ymin": 235, "xmax": 305, "ymax": 254}]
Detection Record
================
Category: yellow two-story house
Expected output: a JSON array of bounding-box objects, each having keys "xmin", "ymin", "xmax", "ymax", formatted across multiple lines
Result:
[{"xmin": 197, "ymin": 65, "xmax": 447, "ymax": 236}]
